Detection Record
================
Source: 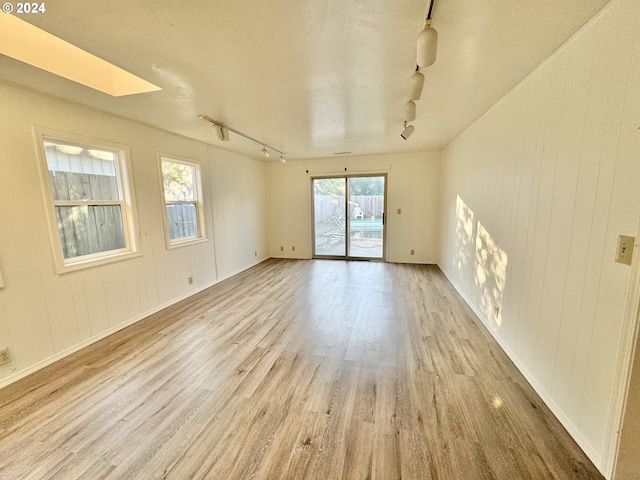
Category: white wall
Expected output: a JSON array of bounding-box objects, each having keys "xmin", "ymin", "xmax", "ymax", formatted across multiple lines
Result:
[
  {"xmin": 266, "ymin": 152, "xmax": 440, "ymax": 263},
  {"xmin": 616, "ymin": 333, "xmax": 640, "ymax": 479},
  {"xmin": 0, "ymin": 83, "xmax": 269, "ymax": 388},
  {"xmin": 438, "ymin": 0, "xmax": 640, "ymax": 475}
]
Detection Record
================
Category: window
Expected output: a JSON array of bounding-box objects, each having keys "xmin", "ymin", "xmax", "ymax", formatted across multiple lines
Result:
[
  {"xmin": 159, "ymin": 156, "xmax": 206, "ymax": 247},
  {"xmin": 37, "ymin": 131, "xmax": 140, "ymax": 272}
]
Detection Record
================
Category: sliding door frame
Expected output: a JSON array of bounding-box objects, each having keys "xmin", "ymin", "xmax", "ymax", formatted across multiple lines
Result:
[{"xmin": 311, "ymin": 173, "xmax": 387, "ymax": 261}]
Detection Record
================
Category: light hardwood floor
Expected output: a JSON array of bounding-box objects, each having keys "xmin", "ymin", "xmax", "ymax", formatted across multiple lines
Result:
[{"xmin": 0, "ymin": 259, "xmax": 603, "ymax": 479}]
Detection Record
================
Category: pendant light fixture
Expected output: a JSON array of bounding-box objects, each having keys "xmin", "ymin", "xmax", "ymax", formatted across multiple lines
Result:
[
  {"xmin": 405, "ymin": 101, "xmax": 416, "ymax": 122},
  {"xmin": 401, "ymin": 122, "xmax": 415, "ymax": 140},
  {"xmin": 198, "ymin": 115, "xmax": 286, "ymax": 162},
  {"xmin": 409, "ymin": 70, "xmax": 425, "ymax": 100},
  {"xmin": 400, "ymin": 0, "xmax": 437, "ymax": 140},
  {"xmin": 416, "ymin": 0, "xmax": 438, "ymax": 67},
  {"xmin": 417, "ymin": 20, "xmax": 437, "ymax": 67}
]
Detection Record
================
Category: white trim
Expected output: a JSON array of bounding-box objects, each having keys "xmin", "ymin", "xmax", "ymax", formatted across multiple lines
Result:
[
  {"xmin": 166, "ymin": 237, "xmax": 209, "ymax": 250},
  {"xmin": 53, "ymin": 200, "xmax": 125, "ymax": 207},
  {"xmin": 439, "ymin": 266, "xmax": 604, "ymax": 474},
  {"xmin": 0, "ymin": 148, "xmax": 4, "ymax": 288},
  {"xmin": 216, "ymin": 256, "xmax": 269, "ymax": 283},
  {"xmin": 33, "ymin": 127, "xmax": 141, "ymax": 274},
  {"xmin": 54, "ymin": 251, "xmax": 143, "ymax": 273},
  {"xmin": 0, "ymin": 256, "xmax": 270, "ymax": 391}
]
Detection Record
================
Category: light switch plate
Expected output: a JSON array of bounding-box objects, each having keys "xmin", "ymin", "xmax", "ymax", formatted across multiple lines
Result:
[{"xmin": 616, "ymin": 235, "xmax": 635, "ymax": 266}]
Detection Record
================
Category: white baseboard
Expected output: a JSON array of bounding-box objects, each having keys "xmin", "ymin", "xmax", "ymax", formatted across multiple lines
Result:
[
  {"xmin": 0, "ymin": 257, "xmax": 270, "ymax": 391},
  {"xmin": 439, "ymin": 265, "xmax": 604, "ymax": 475}
]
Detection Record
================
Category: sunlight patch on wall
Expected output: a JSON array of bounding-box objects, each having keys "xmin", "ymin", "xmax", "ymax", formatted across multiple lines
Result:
[
  {"xmin": 453, "ymin": 195, "xmax": 508, "ymax": 330},
  {"xmin": 0, "ymin": 14, "xmax": 161, "ymax": 96},
  {"xmin": 475, "ymin": 222, "xmax": 508, "ymax": 328},
  {"xmin": 454, "ymin": 195, "xmax": 475, "ymax": 279}
]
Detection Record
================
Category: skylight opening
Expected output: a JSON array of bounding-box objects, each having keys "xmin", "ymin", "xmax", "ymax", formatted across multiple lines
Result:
[{"xmin": 0, "ymin": 14, "xmax": 161, "ymax": 96}]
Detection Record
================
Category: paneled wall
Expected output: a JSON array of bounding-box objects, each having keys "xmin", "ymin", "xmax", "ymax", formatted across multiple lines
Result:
[
  {"xmin": 616, "ymin": 332, "xmax": 640, "ymax": 478},
  {"xmin": 438, "ymin": 0, "xmax": 640, "ymax": 475},
  {"xmin": 266, "ymin": 152, "xmax": 441, "ymax": 264},
  {"xmin": 0, "ymin": 83, "xmax": 269, "ymax": 388}
]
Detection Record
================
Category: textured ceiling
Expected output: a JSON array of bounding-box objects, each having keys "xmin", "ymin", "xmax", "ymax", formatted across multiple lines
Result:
[{"xmin": 0, "ymin": 0, "xmax": 611, "ymax": 160}]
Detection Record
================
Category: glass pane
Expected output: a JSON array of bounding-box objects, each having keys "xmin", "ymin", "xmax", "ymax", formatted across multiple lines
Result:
[
  {"xmin": 166, "ymin": 204, "xmax": 199, "ymax": 240},
  {"xmin": 162, "ymin": 161, "xmax": 195, "ymax": 202},
  {"xmin": 348, "ymin": 176, "xmax": 384, "ymax": 258},
  {"xmin": 55, "ymin": 205, "xmax": 126, "ymax": 259},
  {"xmin": 313, "ymin": 178, "xmax": 346, "ymax": 256},
  {"xmin": 44, "ymin": 141, "xmax": 119, "ymax": 201}
]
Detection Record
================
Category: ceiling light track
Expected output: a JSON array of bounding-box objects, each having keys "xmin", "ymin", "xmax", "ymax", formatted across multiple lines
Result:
[
  {"xmin": 401, "ymin": 0, "xmax": 438, "ymax": 140},
  {"xmin": 198, "ymin": 114, "xmax": 286, "ymax": 162},
  {"xmin": 426, "ymin": 0, "xmax": 436, "ymax": 20}
]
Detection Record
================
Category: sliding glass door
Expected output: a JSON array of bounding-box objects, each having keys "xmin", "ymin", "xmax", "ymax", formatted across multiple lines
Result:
[
  {"xmin": 347, "ymin": 176, "xmax": 385, "ymax": 258},
  {"xmin": 312, "ymin": 175, "xmax": 385, "ymax": 260},
  {"xmin": 312, "ymin": 177, "xmax": 347, "ymax": 257}
]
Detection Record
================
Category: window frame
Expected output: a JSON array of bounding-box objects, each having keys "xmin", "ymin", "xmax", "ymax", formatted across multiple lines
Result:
[
  {"xmin": 157, "ymin": 153, "xmax": 207, "ymax": 249},
  {"xmin": 35, "ymin": 128, "xmax": 141, "ymax": 273}
]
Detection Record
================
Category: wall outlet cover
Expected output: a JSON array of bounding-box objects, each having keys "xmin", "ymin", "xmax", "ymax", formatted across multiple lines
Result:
[
  {"xmin": 616, "ymin": 235, "xmax": 635, "ymax": 266},
  {"xmin": 0, "ymin": 348, "xmax": 11, "ymax": 366}
]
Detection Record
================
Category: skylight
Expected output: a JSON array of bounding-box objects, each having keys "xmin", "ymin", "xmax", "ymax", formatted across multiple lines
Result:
[{"xmin": 0, "ymin": 14, "xmax": 161, "ymax": 96}]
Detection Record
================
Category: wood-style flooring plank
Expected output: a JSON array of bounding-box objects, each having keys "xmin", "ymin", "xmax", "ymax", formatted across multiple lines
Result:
[{"xmin": 0, "ymin": 259, "xmax": 604, "ymax": 479}]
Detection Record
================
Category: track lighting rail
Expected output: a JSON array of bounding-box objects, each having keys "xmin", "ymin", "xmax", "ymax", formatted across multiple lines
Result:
[{"xmin": 198, "ymin": 114, "xmax": 286, "ymax": 162}]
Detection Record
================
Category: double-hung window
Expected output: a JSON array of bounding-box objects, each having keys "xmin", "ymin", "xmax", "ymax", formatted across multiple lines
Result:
[
  {"xmin": 159, "ymin": 155, "xmax": 206, "ymax": 247},
  {"xmin": 37, "ymin": 131, "xmax": 139, "ymax": 272}
]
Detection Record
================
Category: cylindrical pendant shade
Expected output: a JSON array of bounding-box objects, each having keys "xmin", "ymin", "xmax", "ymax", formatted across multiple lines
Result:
[
  {"xmin": 401, "ymin": 124, "xmax": 415, "ymax": 140},
  {"xmin": 409, "ymin": 71, "xmax": 425, "ymax": 100},
  {"xmin": 405, "ymin": 101, "xmax": 416, "ymax": 122},
  {"xmin": 417, "ymin": 26, "xmax": 437, "ymax": 67}
]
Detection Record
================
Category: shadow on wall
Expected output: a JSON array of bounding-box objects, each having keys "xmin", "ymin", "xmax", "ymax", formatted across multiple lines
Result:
[{"xmin": 454, "ymin": 195, "xmax": 508, "ymax": 330}]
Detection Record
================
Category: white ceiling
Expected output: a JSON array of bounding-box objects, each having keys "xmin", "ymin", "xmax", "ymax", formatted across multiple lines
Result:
[{"xmin": 0, "ymin": 0, "xmax": 611, "ymax": 160}]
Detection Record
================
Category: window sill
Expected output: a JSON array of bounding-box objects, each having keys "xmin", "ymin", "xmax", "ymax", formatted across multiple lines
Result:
[
  {"xmin": 166, "ymin": 237, "xmax": 209, "ymax": 250},
  {"xmin": 57, "ymin": 250, "xmax": 142, "ymax": 274}
]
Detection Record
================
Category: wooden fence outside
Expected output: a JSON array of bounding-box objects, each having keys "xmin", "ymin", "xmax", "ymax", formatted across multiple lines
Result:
[
  {"xmin": 50, "ymin": 171, "xmax": 125, "ymax": 259},
  {"xmin": 166, "ymin": 204, "xmax": 198, "ymax": 240},
  {"xmin": 49, "ymin": 171, "xmax": 198, "ymax": 257},
  {"xmin": 314, "ymin": 195, "xmax": 384, "ymax": 223},
  {"xmin": 56, "ymin": 205, "xmax": 125, "ymax": 259},
  {"xmin": 49, "ymin": 171, "xmax": 381, "ymax": 258}
]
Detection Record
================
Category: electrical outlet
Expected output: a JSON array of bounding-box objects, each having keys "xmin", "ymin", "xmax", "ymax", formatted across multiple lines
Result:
[
  {"xmin": 0, "ymin": 348, "xmax": 11, "ymax": 366},
  {"xmin": 494, "ymin": 306, "xmax": 500, "ymax": 317},
  {"xmin": 411, "ymin": 249, "xmax": 415, "ymax": 255},
  {"xmin": 188, "ymin": 276, "xmax": 193, "ymax": 285},
  {"xmin": 280, "ymin": 246, "xmax": 284, "ymax": 252},
  {"xmin": 255, "ymin": 251, "xmax": 257, "ymax": 257},
  {"xmin": 292, "ymin": 246, "xmax": 296, "ymax": 251},
  {"xmin": 397, "ymin": 208, "xmax": 402, "ymax": 214}
]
